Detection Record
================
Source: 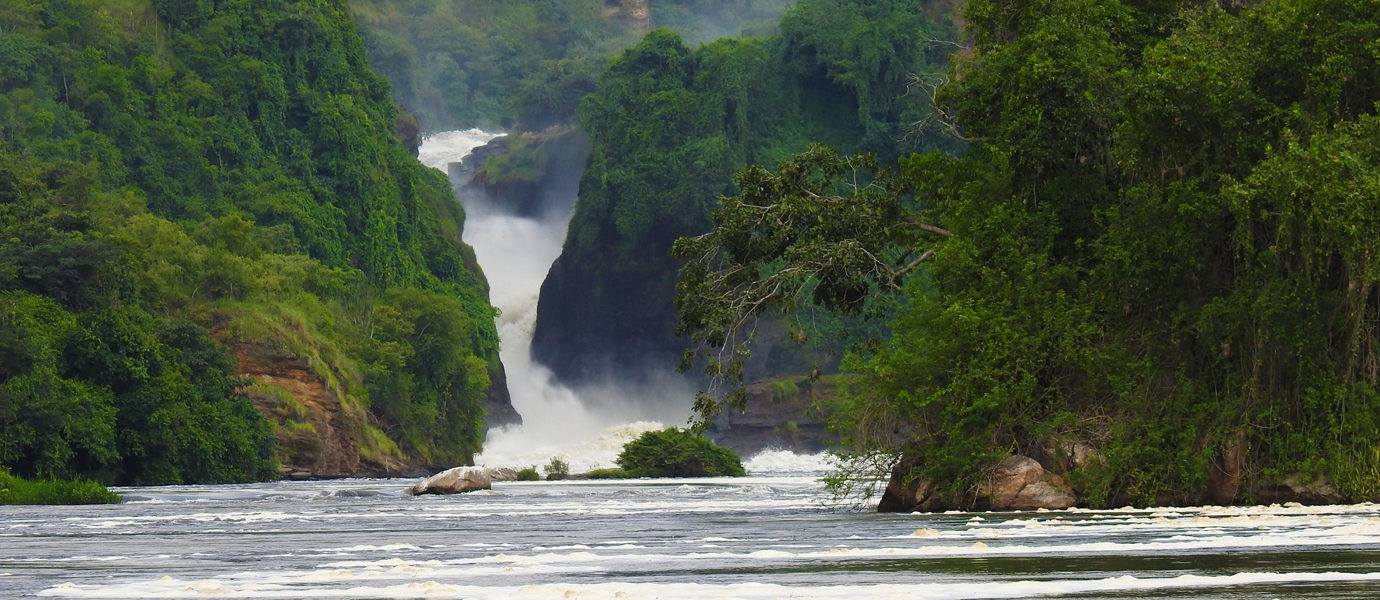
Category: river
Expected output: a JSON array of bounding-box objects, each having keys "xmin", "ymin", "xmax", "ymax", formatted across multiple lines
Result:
[{"xmin": 5, "ymin": 466, "xmax": 1380, "ymax": 598}]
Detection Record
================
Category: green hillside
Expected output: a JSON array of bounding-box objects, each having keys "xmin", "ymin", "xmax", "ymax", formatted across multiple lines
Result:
[{"xmin": 0, "ymin": 0, "xmax": 500, "ymax": 484}]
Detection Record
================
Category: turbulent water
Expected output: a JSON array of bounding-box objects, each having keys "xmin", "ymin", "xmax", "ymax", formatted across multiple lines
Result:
[
  {"xmin": 6, "ymin": 472, "xmax": 1380, "ymax": 599},
  {"xmin": 417, "ymin": 130, "xmax": 693, "ymax": 474}
]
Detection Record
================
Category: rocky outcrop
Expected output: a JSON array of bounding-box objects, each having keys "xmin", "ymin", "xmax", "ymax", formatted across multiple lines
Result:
[
  {"xmin": 410, "ymin": 466, "xmax": 492, "ymax": 495},
  {"xmin": 877, "ymin": 436, "xmax": 1359, "ymax": 513},
  {"xmin": 1250, "ymin": 474, "xmax": 1346, "ymax": 505},
  {"xmin": 878, "ymin": 454, "xmax": 1077, "ymax": 513},
  {"xmin": 450, "ymin": 127, "xmax": 589, "ymax": 220},
  {"xmin": 708, "ymin": 376, "xmax": 836, "ymax": 456},
  {"xmin": 483, "ymin": 360, "xmax": 522, "ymax": 429},
  {"xmin": 230, "ymin": 342, "xmax": 364, "ymax": 479},
  {"xmin": 1206, "ymin": 430, "xmax": 1247, "ymax": 504},
  {"xmin": 228, "ymin": 341, "xmax": 431, "ymax": 479},
  {"xmin": 978, "ymin": 456, "xmax": 1078, "ymax": 511}
]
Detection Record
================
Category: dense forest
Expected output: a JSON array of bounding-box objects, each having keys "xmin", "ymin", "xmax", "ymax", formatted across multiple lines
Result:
[
  {"xmin": 0, "ymin": 0, "xmax": 502, "ymax": 484},
  {"xmin": 532, "ymin": 0, "xmax": 964, "ymax": 386},
  {"xmin": 7, "ymin": 0, "xmax": 1375, "ymax": 510},
  {"xmin": 678, "ymin": 0, "xmax": 1380, "ymax": 507},
  {"xmin": 347, "ymin": 0, "xmax": 793, "ymax": 132}
]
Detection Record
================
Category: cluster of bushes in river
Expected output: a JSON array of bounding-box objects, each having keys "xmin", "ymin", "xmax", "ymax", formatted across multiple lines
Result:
[
  {"xmin": 528, "ymin": 429, "xmax": 745, "ymax": 480},
  {"xmin": 616, "ymin": 428, "xmax": 745, "ymax": 478}
]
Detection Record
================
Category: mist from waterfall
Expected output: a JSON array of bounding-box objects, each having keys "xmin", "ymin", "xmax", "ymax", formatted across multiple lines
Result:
[{"xmin": 418, "ymin": 130, "xmax": 691, "ymax": 473}]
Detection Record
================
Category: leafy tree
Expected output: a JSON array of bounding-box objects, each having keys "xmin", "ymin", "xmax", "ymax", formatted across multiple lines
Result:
[{"xmin": 677, "ymin": 0, "xmax": 1380, "ymax": 507}]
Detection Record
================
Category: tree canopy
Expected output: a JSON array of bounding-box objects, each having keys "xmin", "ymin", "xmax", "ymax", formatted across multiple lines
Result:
[
  {"xmin": 0, "ymin": 0, "xmax": 502, "ymax": 484},
  {"xmin": 676, "ymin": 0, "xmax": 1380, "ymax": 507},
  {"xmin": 533, "ymin": 0, "xmax": 962, "ymax": 386}
]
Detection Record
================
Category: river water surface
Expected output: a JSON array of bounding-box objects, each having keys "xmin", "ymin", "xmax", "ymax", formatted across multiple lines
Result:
[{"xmin": 5, "ymin": 459, "xmax": 1380, "ymax": 599}]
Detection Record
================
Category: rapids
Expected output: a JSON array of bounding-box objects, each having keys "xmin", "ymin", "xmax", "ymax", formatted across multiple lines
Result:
[{"xmin": 6, "ymin": 476, "xmax": 1380, "ymax": 598}]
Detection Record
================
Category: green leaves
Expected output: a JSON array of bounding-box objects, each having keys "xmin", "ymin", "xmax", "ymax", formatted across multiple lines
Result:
[
  {"xmin": 675, "ymin": 145, "xmax": 952, "ymax": 421},
  {"xmin": 679, "ymin": 0, "xmax": 1380, "ymax": 507},
  {"xmin": 0, "ymin": 0, "xmax": 506, "ymax": 483},
  {"xmin": 616, "ymin": 427, "xmax": 746, "ymax": 477}
]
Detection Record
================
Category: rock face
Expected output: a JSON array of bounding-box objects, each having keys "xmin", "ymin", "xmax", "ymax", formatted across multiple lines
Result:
[
  {"xmin": 410, "ymin": 467, "xmax": 493, "ymax": 495},
  {"xmin": 450, "ymin": 128, "xmax": 589, "ymax": 220},
  {"xmin": 708, "ymin": 377, "xmax": 835, "ymax": 456},
  {"xmin": 1251, "ymin": 474, "xmax": 1346, "ymax": 505},
  {"xmin": 878, "ymin": 454, "xmax": 1076, "ymax": 513},
  {"xmin": 978, "ymin": 456, "xmax": 1078, "ymax": 511},
  {"xmin": 230, "ymin": 342, "xmax": 365, "ymax": 479},
  {"xmin": 483, "ymin": 360, "xmax": 522, "ymax": 430},
  {"xmin": 601, "ymin": 0, "xmax": 652, "ymax": 32},
  {"xmin": 1206, "ymin": 430, "xmax": 1247, "ymax": 504},
  {"xmin": 228, "ymin": 341, "xmax": 430, "ymax": 479}
]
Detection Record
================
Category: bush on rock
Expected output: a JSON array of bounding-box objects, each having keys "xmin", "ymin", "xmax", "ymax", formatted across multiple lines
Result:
[{"xmin": 616, "ymin": 428, "xmax": 746, "ymax": 478}]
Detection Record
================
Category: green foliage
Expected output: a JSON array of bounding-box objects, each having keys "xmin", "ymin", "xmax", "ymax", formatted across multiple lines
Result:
[
  {"xmin": 0, "ymin": 467, "xmax": 121, "ymax": 505},
  {"xmin": 348, "ymin": 0, "xmax": 795, "ymax": 132},
  {"xmin": 674, "ymin": 146, "xmax": 948, "ymax": 418},
  {"xmin": 543, "ymin": 457, "xmax": 570, "ymax": 480},
  {"xmin": 514, "ymin": 466, "xmax": 540, "ymax": 481},
  {"xmin": 0, "ymin": 0, "xmax": 502, "ymax": 483},
  {"xmin": 585, "ymin": 468, "xmax": 634, "ymax": 479},
  {"xmin": 679, "ymin": 0, "xmax": 1380, "ymax": 507},
  {"xmin": 537, "ymin": 3, "xmax": 962, "ymax": 383},
  {"xmin": 616, "ymin": 428, "xmax": 746, "ymax": 477}
]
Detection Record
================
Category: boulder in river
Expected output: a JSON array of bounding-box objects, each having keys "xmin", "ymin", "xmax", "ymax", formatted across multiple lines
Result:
[
  {"xmin": 410, "ymin": 466, "xmax": 492, "ymax": 495},
  {"xmin": 979, "ymin": 455, "xmax": 1078, "ymax": 511}
]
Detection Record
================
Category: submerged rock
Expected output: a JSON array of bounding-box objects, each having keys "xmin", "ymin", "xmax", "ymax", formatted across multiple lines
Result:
[{"xmin": 410, "ymin": 467, "xmax": 492, "ymax": 495}]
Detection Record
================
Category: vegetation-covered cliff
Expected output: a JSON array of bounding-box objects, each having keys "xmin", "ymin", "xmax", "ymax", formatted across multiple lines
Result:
[
  {"xmin": 534, "ymin": 0, "xmax": 963, "ymax": 387},
  {"xmin": 678, "ymin": 0, "xmax": 1380, "ymax": 508},
  {"xmin": 0, "ymin": 0, "xmax": 503, "ymax": 483}
]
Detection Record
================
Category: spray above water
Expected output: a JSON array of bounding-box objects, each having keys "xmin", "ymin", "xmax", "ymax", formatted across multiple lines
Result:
[{"xmin": 418, "ymin": 131, "xmax": 693, "ymax": 473}]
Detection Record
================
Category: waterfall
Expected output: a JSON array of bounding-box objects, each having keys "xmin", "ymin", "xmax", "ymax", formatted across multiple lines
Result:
[{"xmin": 418, "ymin": 130, "xmax": 690, "ymax": 473}]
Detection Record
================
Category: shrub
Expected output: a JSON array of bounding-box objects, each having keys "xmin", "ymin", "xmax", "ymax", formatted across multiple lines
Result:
[
  {"xmin": 586, "ymin": 468, "xmax": 634, "ymax": 479},
  {"xmin": 544, "ymin": 457, "xmax": 570, "ymax": 480},
  {"xmin": 0, "ymin": 468, "xmax": 121, "ymax": 505},
  {"xmin": 616, "ymin": 428, "xmax": 746, "ymax": 478},
  {"xmin": 515, "ymin": 466, "xmax": 541, "ymax": 481}
]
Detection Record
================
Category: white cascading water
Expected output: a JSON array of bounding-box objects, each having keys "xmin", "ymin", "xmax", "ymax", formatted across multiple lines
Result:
[{"xmin": 418, "ymin": 130, "xmax": 683, "ymax": 473}]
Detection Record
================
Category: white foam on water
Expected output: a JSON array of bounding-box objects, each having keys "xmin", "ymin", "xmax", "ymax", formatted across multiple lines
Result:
[
  {"xmin": 38, "ymin": 570, "xmax": 1380, "ymax": 599},
  {"xmin": 416, "ymin": 129, "xmax": 502, "ymax": 172},
  {"xmin": 743, "ymin": 449, "xmax": 831, "ymax": 475},
  {"xmin": 331, "ymin": 543, "xmax": 421, "ymax": 553},
  {"xmin": 476, "ymin": 420, "xmax": 666, "ymax": 473}
]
